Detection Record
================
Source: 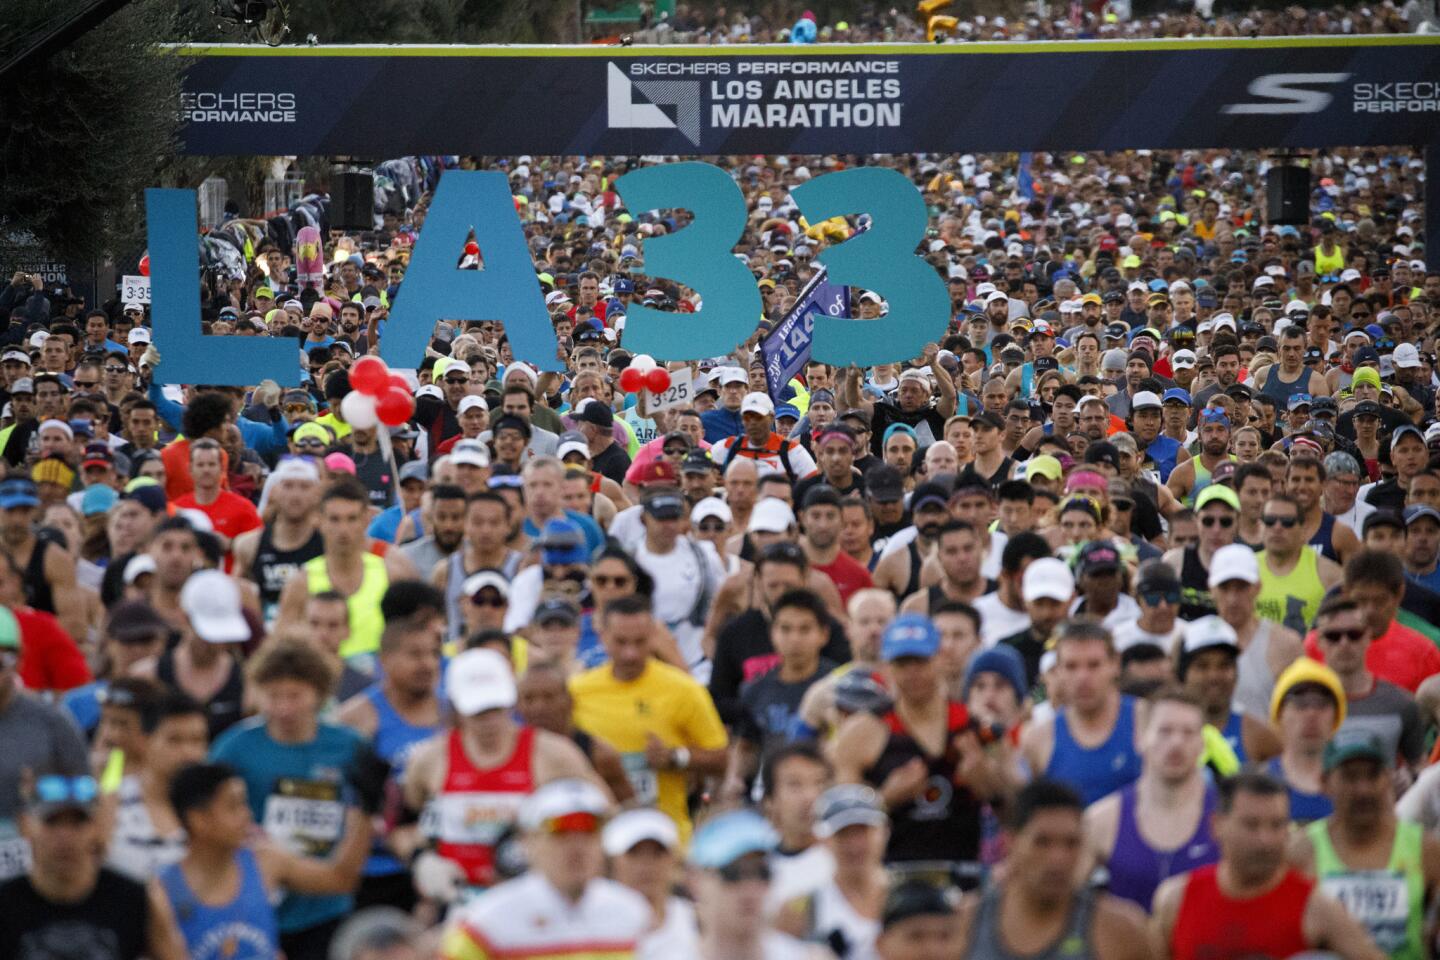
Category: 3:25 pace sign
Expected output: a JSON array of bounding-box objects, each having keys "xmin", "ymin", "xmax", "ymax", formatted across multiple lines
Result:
[{"xmin": 143, "ymin": 164, "xmax": 950, "ymax": 386}]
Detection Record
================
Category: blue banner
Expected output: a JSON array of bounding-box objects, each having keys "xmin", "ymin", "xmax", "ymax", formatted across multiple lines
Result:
[{"xmin": 760, "ymin": 267, "xmax": 850, "ymax": 402}]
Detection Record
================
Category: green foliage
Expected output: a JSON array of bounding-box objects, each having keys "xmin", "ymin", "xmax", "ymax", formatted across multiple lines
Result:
[{"xmin": 0, "ymin": 0, "xmax": 190, "ymax": 265}]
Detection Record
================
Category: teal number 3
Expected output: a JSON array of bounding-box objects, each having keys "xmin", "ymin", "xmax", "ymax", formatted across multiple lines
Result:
[
  {"xmin": 613, "ymin": 162, "xmax": 761, "ymax": 360},
  {"xmin": 791, "ymin": 167, "xmax": 950, "ymax": 366}
]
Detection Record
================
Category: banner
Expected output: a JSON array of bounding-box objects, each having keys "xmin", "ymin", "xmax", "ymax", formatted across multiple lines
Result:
[
  {"xmin": 178, "ymin": 37, "xmax": 1440, "ymax": 157},
  {"xmin": 761, "ymin": 267, "xmax": 850, "ymax": 402}
]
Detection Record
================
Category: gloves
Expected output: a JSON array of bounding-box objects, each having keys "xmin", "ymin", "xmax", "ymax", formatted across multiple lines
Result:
[
  {"xmin": 413, "ymin": 850, "xmax": 466, "ymax": 904},
  {"xmin": 344, "ymin": 746, "xmax": 391, "ymax": 817},
  {"xmin": 141, "ymin": 344, "xmax": 161, "ymax": 370}
]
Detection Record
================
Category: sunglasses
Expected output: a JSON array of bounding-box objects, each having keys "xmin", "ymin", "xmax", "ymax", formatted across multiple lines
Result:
[
  {"xmin": 296, "ymin": 439, "xmax": 327, "ymax": 449},
  {"xmin": 718, "ymin": 859, "xmax": 773, "ymax": 884},
  {"xmin": 1113, "ymin": 499, "xmax": 1134, "ymax": 511},
  {"xmin": 104, "ymin": 366, "xmax": 129, "ymax": 374},
  {"xmin": 698, "ymin": 520, "xmax": 728, "ymax": 533},
  {"xmin": 663, "ymin": 447, "xmax": 688, "ymax": 457},
  {"xmin": 470, "ymin": 594, "xmax": 507, "ymax": 608},
  {"xmin": 1321, "ymin": 628, "xmax": 1366, "ymax": 644},
  {"xmin": 592, "ymin": 574, "xmax": 633, "ymax": 589},
  {"xmin": 35, "ymin": 774, "xmax": 98, "ymax": 806},
  {"xmin": 1200, "ymin": 515, "xmax": 1234, "ymax": 528},
  {"xmin": 444, "ymin": 376, "xmax": 470, "ymax": 385},
  {"xmin": 1261, "ymin": 514, "xmax": 1299, "ymax": 528},
  {"xmin": 1141, "ymin": 589, "xmax": 1181, "ymax": 607},
  {"xmin": 537, "ymin": 811, "xmax": 602, "ymax": 835}
]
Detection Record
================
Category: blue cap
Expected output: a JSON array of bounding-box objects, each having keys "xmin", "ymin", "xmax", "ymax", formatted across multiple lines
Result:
[
  {"xmin": 775, "ymin": 404, "xmax": 801, "ymax": 421},
  {"xmin": 1365, "ymin": 323, "xmax": 1385, "ymax": 340},
  {"xmin": 881, "ymin": 614, "xmax": 941, "ymax": 662},
  {"xmin": 80, "ymin": 484, "xmax": 117, "ymax": 517},
  {"xmin": 1148, "ymin": 279, "xmax": 1167, "ymax": 292},
  {"xmin": 613, "ymin": 278, "xmax": 634, "ymax": 294},
  {"xmin": 0, "ymin": 478, "xmax": 39, "ymax": 510},
  {"xmin": 538, "ymin": 518, "xmax": 588, "ymax": 566},
  {"xmin": 963, "ymin": 645, "xmax": 1028, "ymax": 703},
  {"xmin": 1230, "ymin": 251, "xmax": 1248, "ymax": 263},
  {"xmin": 1162, "ymin": 388, "xmax": 1191, "ymax": 406},
  {"xmin": 689, "ymin": 810, "xmax": 778, "ymax": 869}
]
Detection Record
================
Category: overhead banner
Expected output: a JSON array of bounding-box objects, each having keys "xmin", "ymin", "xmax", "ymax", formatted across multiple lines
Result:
[{"xmin": 178, "ymin": 37, "xmax": 1440, "ymax": 157}]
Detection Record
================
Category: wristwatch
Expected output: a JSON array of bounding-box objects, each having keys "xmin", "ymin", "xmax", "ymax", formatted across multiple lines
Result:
[{"xmin": 671, "ymin": 747, "xmax": 692, "ymax": 771}]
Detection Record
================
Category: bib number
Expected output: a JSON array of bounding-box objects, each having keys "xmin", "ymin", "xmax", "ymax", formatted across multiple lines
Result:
[
  {"xmin": 263, "ymin": 778, "xmax": 344, "ymax": 857},
  {"xmin": 1321, "ymin": 873, "xmax": 1409, "ymax": 951},
  {"xmin": 621, "ymin": 753, "xmax": 659, "ymax": 805},
  {"xmin": 0, "ymin": 822, "xmax": 30, "ymax": 880}
]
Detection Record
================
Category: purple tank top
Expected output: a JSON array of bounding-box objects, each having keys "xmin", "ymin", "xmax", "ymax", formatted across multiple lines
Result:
[{"xmin": 1106, "ymin": 782, "xmax": 1220, "ymax": 911}]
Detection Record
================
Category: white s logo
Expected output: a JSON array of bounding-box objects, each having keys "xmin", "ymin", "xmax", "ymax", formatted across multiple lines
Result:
[{"xmin": 1221, "ymin": 73, "xmax": 1351, "ymax": 115}]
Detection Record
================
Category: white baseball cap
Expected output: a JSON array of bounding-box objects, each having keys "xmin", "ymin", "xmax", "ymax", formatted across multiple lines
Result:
[
  {"xmin": 458, "ymin": 395, "xmax": 488, "ymax": 415},
  {"xmin": 692, "ymin": 496, "xmax": 733, "ymax": 526},
  {"xmin": 1207, "ymin": 544, "xmax": 1260, "ymax": 588},
  {"xmin": 450, "ymin": 440, "xmax": 490, "ymax": 469},
  {"xmin": 179, "ymin": 570, "xmax": 249, "ymax": 644},
  {"xmin": 519, "ymin": 778, "xmax": 610, "ymax": 831},
  {"xmin": 1394, "ymin": 343, "xmax": 1422, "ymax": 369},
  {"xmin": 1182, "ymin": 614, "xmax": 1239, "ymax": 656},
  {"xmin": 1171, "ymin": 350, "xmax": 1197, "ymax": 369},
  {"xmin": 717, "ymin": 366, "xmax": 748, "ymax": 386},
  {"xmin": 741, "ymin": 392, "xmax": 774, "ymax": 417},
  {"xmin": 747, "ymin": 497, "xmax": 795, "ymax": 534},
  {"xmin": 1131, "ymin": 391, "xmax": 1161, "ymax": 411},
  {"xmin": 445, "ymin": 648, "xmax": 517, "ymax": 716},
  {"xmin": 603, "ymin": 808, "xmax": 678, "ymax": 856},
  {"xmin": 461, "ymin": 570, "xmax": 510, "ymax": 599},
  {"xmin": 1022, "ymin": 557, "xmax": 1075, "ymax": 604},
  {"xmin": 127, "ymin": 327, "xmax": 152, "ymax": 345}
]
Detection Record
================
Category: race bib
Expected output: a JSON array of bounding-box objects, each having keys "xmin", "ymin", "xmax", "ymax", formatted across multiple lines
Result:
[
  {"xmin": 263, "ymin": 778, "xmax": 344, "ymax": 857},
  {"xmin": 1321, "ymin": 872, "xmax": 1409, "ymax": 951},
  {"xmin": 0, "ymin": 821, "xmax": 30, "ymax": 880},
  {"xmin": 621, "ymin": 753, "xmax": 658, "ymax": 805},
  {"xmin": 421, "ymin": 791, "xmax": 526, "ymax": 846}
]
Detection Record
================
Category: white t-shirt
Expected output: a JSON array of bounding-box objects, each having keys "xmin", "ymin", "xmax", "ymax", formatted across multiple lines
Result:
[
  {"xmin": 975, "ymin": 590, "xmax": 1031, "ymax": 647},
  {"xmin": 634, "ymin": 537, "xmax": 727, "ymax": 680}
]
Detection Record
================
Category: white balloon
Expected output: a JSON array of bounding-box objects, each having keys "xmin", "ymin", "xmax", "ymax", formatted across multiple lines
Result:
[
  {"xmin": 630, "ymin": 354, "xmax": 657, "ymax": 373},
  {"xmin": 341, "ymin": 390, "xmax": 379, "ymax": 430}
]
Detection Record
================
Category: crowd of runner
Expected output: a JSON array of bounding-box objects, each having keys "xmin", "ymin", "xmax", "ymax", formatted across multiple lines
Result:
[{"xmin": 1, "ymin": 135, "xmax": 1439, "ymax": 960}]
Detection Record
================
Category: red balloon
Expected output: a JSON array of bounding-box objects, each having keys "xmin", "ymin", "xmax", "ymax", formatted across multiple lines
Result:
[
  {"xmin": 645, "ymin": 368, "xmax": 672, "ymax": 393},
  {"xmin": 464, "ymin": 241, "xmax": 480, "ymax": 256},
  {"xmin": 618, "ymin": 367, "xmax": 645, "ymax": 393},
  {"xmin": 387, "ymin": 373, "xmax": 409, "ymax": 394},
  {"xmin": 376, "ymin": 385, "xmax": 415, "ymax": 426},
  {"xmin": 138, "ymin": 254, "xmax": 150, "ymax": 277},
  {"xmin": 350, "ymin": 355, "xmax": 390, "ymax": 395}
]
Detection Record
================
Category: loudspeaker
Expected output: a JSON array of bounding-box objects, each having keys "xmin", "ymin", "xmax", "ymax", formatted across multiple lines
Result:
[
  {"xmin": 330, "ymin": 171, "xmax": 375, "ymax": 231},
  {"xmin": 1266, "ymin": 165, "xmax": 1310, "ymax": 226}
]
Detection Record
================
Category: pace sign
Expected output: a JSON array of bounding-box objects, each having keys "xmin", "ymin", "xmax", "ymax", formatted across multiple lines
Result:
[{"xmin": 145, "ymin": 163, "xmax": 948, "ymax": 386}]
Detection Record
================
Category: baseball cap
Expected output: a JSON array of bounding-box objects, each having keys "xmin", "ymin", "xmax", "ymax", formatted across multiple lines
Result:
[
  {"xmin": 398, "ymin": 461, "xmax": 428, "ymax": 486},
  {"xmin": 692, "ymin": 496, "xmax": 732, "ymax": 526},
  {"xmin": 1077, "ymin": 541, "xmax": 1121, "ymax": 577},
  {"xmin": 632, "ymin": 459, "xmax": 678, "ymax": 487},
  {"xmin": 1363, "ymin": 510, "xmax": 1405, "ymax": 537},
  {"xmin": 539, "ymin": 518, "xmax": 588, "ymax": 566},
  {"xmin": 1025, "ymin": 455, "xmax": 1062, "ymax": 483},
  {"xmin": 1207, "ymin": 543, "xmax": 1259, "ymax": 588},
  {"xmin": 1162, "ymin": 387, "xmax": 1192, "ymax": 406},
  {"xmin": 881, "ymin": 614, "xmax": 941, "ymax": 661},
  {"xmin": 519, "ymin": 778, "xmax": 609, "ymax": 832},
  {"xmin": 8, "ymin": 377, "xmax": 33, "ymax": 395},
  {"xmin": 575, "ymin": 398, "xmax": 614, "ymax": 428},
  {"xmin": 0, "ymin": 477, "xmax": 40, "ymax": 509},
  {"xmin": 556, "ymin": 431, "xmax": 590, "ymax": 462},
  {"xmin": 742, "ymin": 392, "xmax": 775, "ymax": 417},
  {"xmin": 490, "ymin": 414, "xmax": 532, "ymax": 440},
  {"xmin": 1353, "ymin": 400, "xmax": 1383, "ymax": 420},
  {"xmin": 446, "ymin": 648, "xmax": 517, "ymax": 716},
  {"xmin": 80, "ymin": 484, "xmax": 117, "ymax": 517},
  {"xmin": 689, "ymin": 809, "xmax": 778, "ymax": 869},
  {"xmin": 716, "ymin": 366, "xmax": 748, "ymax": 386},
  {"xmin": 121, "ymin": 482, "xmax": 167, "ymax": 515},
  {"xmin": 1323, "ymin": 728, "xmax": 1391, "ymax": 772},
  {"xmin": 1392, "ymin": 425, "xmax": 1425, "ymax": 451},
  {"xmin": 1394, "ymin": 343, "xmax": 1422, "ymax": 369},
  {"xmin": 450, "ymin": 441, "xmax": 491, "ymax": 469},
  {"xmin": 179, "ymin": 570, "xmax": 250, "ymax": 644},
  {"xmin": 681, "ymin": 451, "xmax": 714, "ymax": 475},
  {"xmin": 534, "ymin": 597, "xmax": 579, "ymax": 626},
  {"xmin": 1405, "ymin": 504, "xmax": 1440, "ymax": 528},
  {"xmin": 1181, "ymin": 615, "xmax": 1240, "ymax": 657},
  {"xmin": 642, "ymin": 490, "xmax": 687, "ymax": 521},
  {"xmin": 911, "ymin": 482, "xmax": 950, "ymax": 513},
  {"xmin": 882, "ymin": 882, "xmax": 957, "ymax": 930},
  {"xmin": 865, "ymin": 465, "xmax": 904, "ymax": 502},
  {"xmin": 747, "ymin": 497, "xmax": 795, "ymax": 534},
  {"xmin": 462, "ymin": 570, "xmax": 509, "ymax": 600},
  {"xmin": 457, "ymin": 395, "xmax": 488, "ymax": 416},
  {"xmin": 127, "ymin": 327, "xmax": 152, "ymax": 345},
  {"xmin": 1130, "ymin": 391, "xmax": 1161, "ymax": 411},
  {"xmin": 1287, "ymin": 393, "xmax": 1313, "ymax": 412},
  {"xmin": 602, "ymin": 808, "xmax": 679, "ymax": 856},
  {"xmin": 1195, "ymin": 484, "xmax": 1240, "ymax": 513},
  {"xmin": 1021, "ymin": 557, "xmax": 1074, "ymax": 603},
  {"xmin": 812, "ymin": 785, "xmax": 888, "ymax": 838}
]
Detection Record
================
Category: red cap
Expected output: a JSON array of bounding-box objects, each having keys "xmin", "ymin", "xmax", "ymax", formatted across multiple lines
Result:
[{"xmin": 634, "ymin": 460, "xmax": 678, "ymax": 486}]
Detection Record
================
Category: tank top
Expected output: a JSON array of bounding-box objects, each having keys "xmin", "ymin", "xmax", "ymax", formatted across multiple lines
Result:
[
  {"xmin": 1316, "ymin": 245, "xmax": 1345, "ymax": 276},
  {"xmin": 0, "ymin": 867, "xmax": 149, "ymax": 960},
  {"xmin": 424, "ymin": 726, "xmax": 537, "ymax": 888},
  {"xmin": 443, "ymin": 550, "xmax": 523, "ymax": 643},
  {"xmin": 1221, "ymin": 712, "xmax": 1249, "ymax": 765},
  {"xmin": 250, "ymin": 526, "xmax": 324, "ymax": 624},
  {"xmin": 1106, "ymin": 783, "xmax": 1220, "ymax": 912},
  {"xmin": 1308, "ymin": 818, "xmax": 1425, "ymax": 960},
  {"xmin": 363, "ymin": 686, "xmax": 441, "ymax": 878},
  {"xmin": 865, "ymin": 702, "xmax": 981, "ymax": 868},
  {"xmin": 1260, "ymin": 363, "xmax": 1310, "ymax": 404},
  {"xmin": 106, "ymin": 775, "xmax": 188, "ymax": 882},
  {"xmin": 1267, "ymin": 758, "xmax": 1334, "ymax": 824},
  {"xmin": 1178, "ymin": 547, "xmax": 1216, "ymax": 621},
  {"xmin": 898, "ymin": 541, "xmax": 923, "ymax": 600},
  {"xmin": 1170, "ymin": 864, "xmax": 1313, "ymax": 960},
  {"xmin": 1188, "ymin": 455, "xmax": 1236, "ymax": 507},
  {"xmin": 1044, "ymin": 695, "xmax": 1142, "ymax": 806},
  {"xmin": 1233, "ymin": 621, "xmax": 1277, "ymax": 721},
  {"xmin": 808, "ymin": 880, "xmax": 881, "ymax": 960},
  {"xmin": 305, "ymin": 552, "xmax": 388, "ymax": 659},
  {"xmin": 1308, "ymin": 512, "xmax": 1342, "ymax": 564},
  {"xmin": 965, "ymin": 884, "xmax": 1097, "ymax": 960},
  {"xmin": 157, "ymin": 647, "xmax": 246, "ymax": 740},
  {"xmin": 24, "ymin": 536, "xmax": 55, "ymax": 614},
  {"xmin": 160, "ymin": 849, "xmax": 280, "ymax": 960},
  {"xmin": 1256, "ymin": 548, "xmax": 1325, "ymax": 635}
]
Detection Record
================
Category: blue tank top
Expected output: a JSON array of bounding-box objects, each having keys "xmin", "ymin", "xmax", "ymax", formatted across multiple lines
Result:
[
  {"xmin": 1267, "ymin": 758, "xmax": 1334, "ymax": 824},
  {"xmin": 1308, "ymin": 512, "xmax": 1341, "ymax": 564},
  {"xmin": 1106, "ymin": 782, "xmax": 1220, "ymax": 911},
  {"xmin": 1222, "ymin": 711, "xmax": 1249, "ymax": 765},
  {"xmin": 1146, "ymin": 436, "xmax": 1182, "ymax": 483},
  {"xmin": 160, "ymin": 849, "xmax": 279, "ymax": 960},
  {"xmin": 1045, "ymin": 695, "xmax": 1143, "ymax": 806},
  {"xmin": 362, "ymin": 686, "xmax": 440, "ymax": 877}
]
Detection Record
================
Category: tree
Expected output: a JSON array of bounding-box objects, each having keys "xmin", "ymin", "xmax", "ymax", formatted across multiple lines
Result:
[{"xmin": 0, "ymin": 0, "xmax": 189, "ymax": 266}]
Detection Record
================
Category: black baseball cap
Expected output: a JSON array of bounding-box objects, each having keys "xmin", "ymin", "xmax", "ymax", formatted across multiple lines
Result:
[
  {"xmin": 881, "ymin": 881, "xmax": 956, "ymax": 930},
  {"xmin": 865, "ymin": 465, "xmax": 904, "ymax": 503}
]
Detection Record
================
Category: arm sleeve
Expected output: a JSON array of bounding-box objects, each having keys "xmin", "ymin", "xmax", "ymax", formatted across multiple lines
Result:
[
  {"xmin": 238, "ymin": 413, "xmax": 289, "ymax": 456},
  {"xmin": 147, "ymin": 380, "xmax": 187, "ymax": 433}
]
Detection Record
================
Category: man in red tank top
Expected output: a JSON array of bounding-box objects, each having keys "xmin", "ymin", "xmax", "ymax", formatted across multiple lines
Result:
[{"xmin": 1153, "ymin": 769, "xmax": 1383, "ymax": 960}]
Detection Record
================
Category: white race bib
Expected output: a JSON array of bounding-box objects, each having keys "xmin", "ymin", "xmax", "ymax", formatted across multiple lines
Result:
[{"xmin": 263, "ymin": 779, "xmax": 344, "ymax": 857}]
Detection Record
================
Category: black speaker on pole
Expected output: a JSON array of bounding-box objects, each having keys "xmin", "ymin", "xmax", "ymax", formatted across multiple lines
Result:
[
  {"xmin": 1266, "ymin": 165, "xmax": 1310, "ymax": 226},
  {"xmin": 330, "ymin": 171, "xmax": 375, "ymax": 231}
]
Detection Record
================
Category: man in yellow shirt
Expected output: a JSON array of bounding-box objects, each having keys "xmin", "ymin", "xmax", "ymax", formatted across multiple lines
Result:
[{"xmin": 569, "ymin": 594, "xmax": 728, "ymax": 843}]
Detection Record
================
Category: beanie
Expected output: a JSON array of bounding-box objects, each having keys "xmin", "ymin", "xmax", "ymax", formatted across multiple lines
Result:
[
  {"xmin": 1269, "ymin": 657, "xmax": 1346, "ymax": 732},
  {"xmin": 963, "ymin": 645, "xmax": 1027, "ymax": 703}
]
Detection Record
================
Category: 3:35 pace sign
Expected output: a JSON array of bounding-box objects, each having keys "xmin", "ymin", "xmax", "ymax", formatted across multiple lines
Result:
[{"xmin": 144, "ymin": 164, "xmax": 949, "ymax": 386}]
